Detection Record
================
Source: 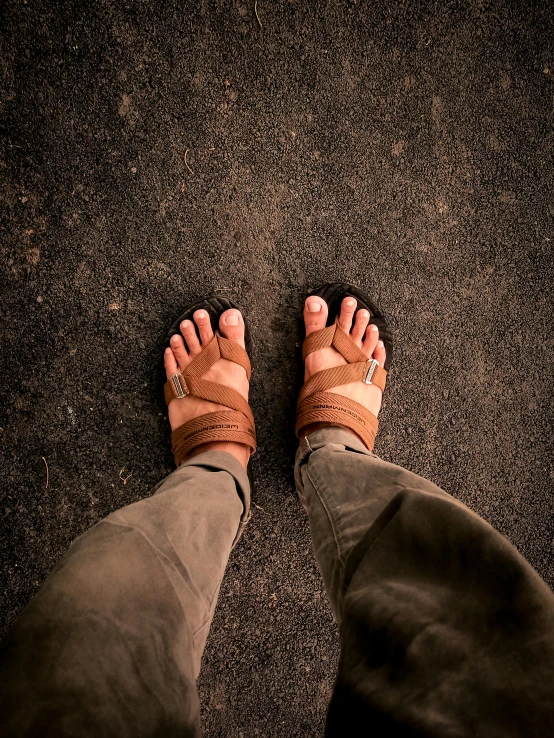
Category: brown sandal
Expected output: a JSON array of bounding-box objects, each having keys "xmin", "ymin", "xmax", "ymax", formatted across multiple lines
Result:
[
  {"xmin": 164, "ymin": 296, "xmax": 256, "ymax": 467},
  {"xmin": 295, "ymin": 283, "xmax": 393, "ymax": 452}
]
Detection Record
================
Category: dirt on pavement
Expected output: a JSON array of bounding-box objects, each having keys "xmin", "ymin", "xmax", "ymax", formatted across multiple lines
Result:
[{"xmin": 1, "ymin": 1, "xmax": 553, "ymax": 735}]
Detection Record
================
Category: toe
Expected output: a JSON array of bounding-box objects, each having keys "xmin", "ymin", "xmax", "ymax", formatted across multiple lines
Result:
[
  {"xmin": 180, "ymin": 320, "xmax": 201, "ymax": 357},
  {"xmin": 304, "ymin": 296, "xmax": 328, "ymax": 335},
  {"xmin": 164, "ymin": 346, "xmax": 179, "ymax": 378},
  {"xmin": 170, "ymin": 334, "xmax": 190, "ymax": 371},
  {"xmin": 373, "ymin": 339, "xmax": 386, "ymax": 366},
  {"xmin": 194, "ymin": 309, "xmax": 214, "ymax": 346},
  {"xmin": 351, "ymin": 308, "xmax": 370, "ymax": 345},
  {"xmin": 362, "ymin": 323, "xmax": 380, "ymax": 358},
  {"xmin": 338, "ymin": 297, "xmax": 357, "ymax": 333},
  {"xmin": 219, "ymin": 309, "xmax": 246, "ymax": 347}
]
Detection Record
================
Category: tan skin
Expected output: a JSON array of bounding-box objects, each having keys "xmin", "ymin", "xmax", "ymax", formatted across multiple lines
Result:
[{"xmin": 164, "ymin": 297, "xmax": 387, "ymax": 470}]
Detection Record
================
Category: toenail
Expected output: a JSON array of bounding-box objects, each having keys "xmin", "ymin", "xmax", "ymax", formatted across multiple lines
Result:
[
  {"xmin": 307, "ymin": 301, "xmax": 322, "ymax": 313},
  {"xmin": 345, "ymin": 299, "xmax": 356, "ymax": 307},
  {"xmin": 360, "ymin": 310, "xmax": 369, "ymax": 318},
  {"xmin": 181, "ymin": 320, "xmax": 189, "ymax": 329},
  {"xmin": 165, "ymin": 347, "xmax": 172, "ymax": 354},
  {"xmin": 370, "ymin": 324, "xmax": 378, "ymax": 331},
  {"xmin": 224, "ymin": 314, "xmax": 239, "ymax": 325},
  {"xmin": 378, "ymin": 340, "xmax": 384, "ymax": 347},
  {"xmin": 171, "ymin": 335, "xmax": 180, "ymax": 343},
  {"xmin": 196, "ymin": 311, "xmax": 207, "ymax": 319}
]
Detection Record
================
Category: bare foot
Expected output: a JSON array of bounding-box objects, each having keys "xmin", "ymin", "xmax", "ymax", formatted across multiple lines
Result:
[
  {"xmin": 300, "ymin": 294, "xmax": 387, "ymax": 438},
  {"xmin": 164, "ymin": 308, "xmax": 250, "ymax": 469}
]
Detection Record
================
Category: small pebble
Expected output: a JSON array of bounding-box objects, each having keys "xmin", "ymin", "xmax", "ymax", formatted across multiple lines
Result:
[{"xmin": 36, "ymin": 295, "xmax": 43, "ymax": 303}]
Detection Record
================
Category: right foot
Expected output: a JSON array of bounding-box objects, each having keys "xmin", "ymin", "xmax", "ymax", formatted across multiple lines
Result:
[{"xmin": 301, "ymin": 295, "xmax": 387, "ymax": 435}]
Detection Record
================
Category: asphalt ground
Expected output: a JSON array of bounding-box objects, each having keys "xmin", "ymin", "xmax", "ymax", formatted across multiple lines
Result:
[{"xmin": 1, "ymin": 1, "xmax": 553, "ymax": 735}]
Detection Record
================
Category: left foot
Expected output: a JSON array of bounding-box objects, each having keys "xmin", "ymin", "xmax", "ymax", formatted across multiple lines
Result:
[{"xmin": 164, "ymin": 308, "xmax": 251, "ymax": 469}]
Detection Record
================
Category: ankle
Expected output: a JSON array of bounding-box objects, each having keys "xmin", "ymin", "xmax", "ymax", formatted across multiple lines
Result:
[
  {"xmin": 299, "ymin": 422, "xmax": 363, "ymax": 444},
  {"xmin": 181, "ymin": 441, "xmax": 250, "ymax": 470}
]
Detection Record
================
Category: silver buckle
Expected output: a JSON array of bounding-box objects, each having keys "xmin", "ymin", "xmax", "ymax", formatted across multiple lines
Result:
[
  {"xmin": 170, "ymin": 373, "xmax": 188, "ymax": 398},
  {"xmin": 363, "ymin": 359, "xmax": 378, "ymax": 385}
]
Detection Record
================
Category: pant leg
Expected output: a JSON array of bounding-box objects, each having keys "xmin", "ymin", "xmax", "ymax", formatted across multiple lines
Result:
[
  {"xmin": 295, "ymin": 427, "xmax": 554, "ymax": 737},
  {"xmin": 0, "ymin": 450, "xmax": 250, "ymax": 738}
]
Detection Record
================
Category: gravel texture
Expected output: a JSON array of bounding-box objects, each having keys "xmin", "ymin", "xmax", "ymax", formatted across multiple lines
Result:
[{"xmin": 1, "ymin": 1, "xmax": 553, "ymax": 735}]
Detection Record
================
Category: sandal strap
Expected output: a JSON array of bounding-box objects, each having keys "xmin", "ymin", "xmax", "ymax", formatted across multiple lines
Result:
[
  {"xmin": 164, "ymin": 375, "xmax": 253, "ymax": 425},
  {"xmin": 164, "ymin": 334, "xmax": 251, "ymax": 404},
  {"xmin": 183, "ymin": 334, "xmax": 251, "ymax": 381},
  {"xmin": 303, "ymin": 321, "xmax": 368, "ymax": 364},
  {"xmin": 172, "ymin": 410, "xmax": 256, "ymax": 467},
  {"xmin": 297, "ymin": 360, "xmax": 387, "ymax": 406},
  {"xmin": 296, "ymin": 391, "xmax": 379, "ymax": 451}
]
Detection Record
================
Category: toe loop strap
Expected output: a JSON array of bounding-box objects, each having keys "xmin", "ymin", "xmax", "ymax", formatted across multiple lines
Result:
[{"xmin": 302, "ymin": 320, "xmax": 369, "ymax": 364}]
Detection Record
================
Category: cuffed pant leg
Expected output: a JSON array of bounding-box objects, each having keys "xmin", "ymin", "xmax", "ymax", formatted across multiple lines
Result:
[{"xmin": 0, "ymin": 451, "xmax": 250, "ymax": 738}]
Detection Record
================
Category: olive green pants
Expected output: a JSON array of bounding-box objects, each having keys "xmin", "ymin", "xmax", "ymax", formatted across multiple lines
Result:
[{"xmin": 2, "ymin": 428, "xmax": 554, "ymax": 737}]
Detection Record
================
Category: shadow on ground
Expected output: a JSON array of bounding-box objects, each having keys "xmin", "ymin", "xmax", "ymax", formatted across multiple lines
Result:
[{"xmin": 1, "ymin": 1, "xmax": 553, "ymax": 735}]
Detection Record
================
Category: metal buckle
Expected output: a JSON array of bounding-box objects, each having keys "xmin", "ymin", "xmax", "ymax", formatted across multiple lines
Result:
[
  {"xmin": 363, "ymin": 359, "xmax": 378, "ymax": 385},
  {"xmin": 170, "ymin": 373, "xmax": 188, "ymax": 398}
]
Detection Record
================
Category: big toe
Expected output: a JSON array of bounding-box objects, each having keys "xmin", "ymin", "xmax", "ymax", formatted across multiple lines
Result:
[
  {"xmin": 304, "ymin": 296, "xmax": 328, "ymax": 335},
  {"xmin": 219, "ymin": 308, "xmax": 246, "ymax": 347}
]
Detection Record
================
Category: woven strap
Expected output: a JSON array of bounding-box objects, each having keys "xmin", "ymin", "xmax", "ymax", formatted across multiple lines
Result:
[
  {"xmin": 296, "ymin": 320, "xmax": 387, "ymax": 451},
  {"xmin": 164, "ymin": 334, "xmax": 256, "ymax": 465},
  {"xmin": 171, "ymin": 410, "xmax": 256, "ymax": 467}
]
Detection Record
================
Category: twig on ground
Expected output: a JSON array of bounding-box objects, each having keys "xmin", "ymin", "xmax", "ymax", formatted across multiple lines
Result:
[
  {"xmin": 254, "ymin": 0, "xmax": 262, "ymax": 28},
  {"xmin": 119, "ymin": 467, "xmax": 133, "ymax": 485},
  {"xmin": 184, "ymin": 149, "xmax": 195, "ymax": 175},
  {"xmin": 253, "ymin": 502, "xmax": 267, "ymax": 513},
  {"xmin": 41, "ymin": 457, "xmax": 49, "ymax": 489}
]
